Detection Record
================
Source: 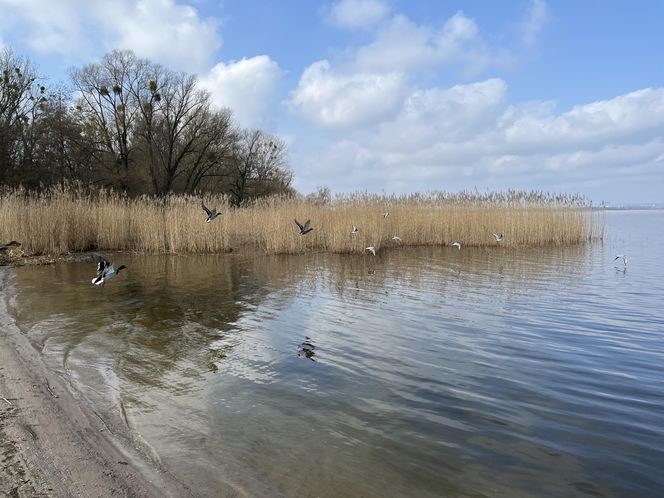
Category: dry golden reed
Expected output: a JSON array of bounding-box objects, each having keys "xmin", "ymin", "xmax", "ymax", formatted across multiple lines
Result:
[{"xmin": 0, "ymin": 186, "xmax": 601, "ymax": 256}]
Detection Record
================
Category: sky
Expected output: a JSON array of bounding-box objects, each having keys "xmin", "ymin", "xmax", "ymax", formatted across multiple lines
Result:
[{"xmin": 1, "ymin": 0, "xmax": 663, "ymax": 204}]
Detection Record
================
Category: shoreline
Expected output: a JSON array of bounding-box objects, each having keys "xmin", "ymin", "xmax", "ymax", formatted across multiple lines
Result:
[{"xmin": 0, "ymin": 269, "xmax": 193, "ymax": 497}]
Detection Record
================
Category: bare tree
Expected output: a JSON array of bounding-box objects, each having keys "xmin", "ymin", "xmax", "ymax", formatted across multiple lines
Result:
[
  {"xmin": 0, "ymin": 48, "xmax": 47, "ymax": 186},
  {"xmin": 33, "ymin": 86, "xmax": 97, "ymax": 187},
  {"xmin": 226, "ymin": 130, "xmax": 293, "ymax": 206},
  {"xmin": 1, "ymin": 47, "xmax": 295, "ymax": 200},
  {"xmin": 182, "ymin": 108, "xmax": 237, "ymax": 193},
  {"xmin": 69, "ymin": 50, "xmax": 147, "ymax": 190},
  {"xmin": 143, "ymin": 72, "xmax": 234, "ymax": 194}
]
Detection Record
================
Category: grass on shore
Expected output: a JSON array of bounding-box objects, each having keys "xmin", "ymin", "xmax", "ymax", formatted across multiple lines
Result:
[{"xmin": 0, "ymin": 187, "xmax": 602, "ymax": 257}]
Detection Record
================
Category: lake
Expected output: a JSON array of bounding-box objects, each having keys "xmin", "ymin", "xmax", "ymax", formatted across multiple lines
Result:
[{"xmin": 4, "ymin": 210, "xmax": 664, "ymax": 497}]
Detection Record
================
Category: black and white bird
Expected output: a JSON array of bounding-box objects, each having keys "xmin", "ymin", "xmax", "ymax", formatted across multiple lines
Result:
[
  {"xmin": 295, "ymin": 219, "xmax": 314, "ymax": 235},
  {"xmin": 0, "ymin": 241, "xmax": 20, "ymax": 251},
  {"xmin": 202, "ymin": 202, "xmax": 220, "ymax": 223},
  {"xmin": 366, "ymin": 246, "xmax": 376, "ymax": 256},
  {"xmin": 383, "ymin": 212, "xmax": 389, "ymax": 219},
  {"xmin": 351, "ymin": 225, "xmax": 359, "ymax": 234},
  {"xmin": 391, "ymin": 235, "xmax": 401, "ymax": 241},
  {"xmin": 92, "ymin": 256, "xmax": 127, "ymax": 287},
  {"xmin": 614, "ymin": 255, "xmax": 628, "ymax": 266},
  {"xmin": 451, "ymin": 241, "xmax": 461, "ymax": 250},
  {"xmin": 492, "ymin": 233, "xmax": 504, "ymax": 242}
]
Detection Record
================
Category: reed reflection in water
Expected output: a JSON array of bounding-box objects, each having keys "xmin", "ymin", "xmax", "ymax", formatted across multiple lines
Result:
[{"xmin": 6, "ymin": 210, "xmax": 664, "ymax": 497}]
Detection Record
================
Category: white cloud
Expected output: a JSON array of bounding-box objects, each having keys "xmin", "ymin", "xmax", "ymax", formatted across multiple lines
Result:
[
  {"xmin": 200, "ymin": 55, "xmax": 283, "ymax": 129},
  {"xmin": 293, "ymin": 83, "xmax": 664, "ymax": 202},
  {"xmin": 327, "ymin": 0, "xmax": 390, "ymax": 30},
  {"xmin": 520, "ymin": 0, "xmax": 549, "ymax": 48},
  {"xmin": 290, "ymin": 60, "xmax": 408, "ymax": 128},
  {"xmin": 104, "ymin": 0, "xmax": 220, "ymax": 74},
  {"xmin": 0, "ymin": 0, "xmax": 221, "ymax": 73},
  {"xmin": 292, "ymin": 8, "xmax": 517, "ymax": 131},
  {"xmin": 353, "ymin": 12, "xmax": 513, "ymax": 75}
]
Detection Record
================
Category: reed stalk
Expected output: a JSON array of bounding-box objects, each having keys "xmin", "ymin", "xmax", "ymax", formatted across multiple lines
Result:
[{"xmin": 0, "ymin": 186, "xmax": 600, "ymax": 256}]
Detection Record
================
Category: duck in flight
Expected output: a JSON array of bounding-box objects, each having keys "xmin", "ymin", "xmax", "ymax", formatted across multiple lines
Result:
[
  {"xmin": 202, "ymin": 202, "xmax": 220, "ymax": 223},
  {"xmin": 451, "ymin": 242, "xmax": 461, "ymax": 250},
  {"xmin": 383, "ymin": 212, "xmax": 389, "ymax": 219},
  {"xmin": 0, "ymin": 241, "xmax": 20, "ymax": 251},
  {"xmin": 614, "ymin": 255, "xmax": 627, "ymax": 266},
  {"xmin": 366, "ymin": 246, "xmax": 376, "ymax": 256},
  {"xmin": 92, "ymin": 256, "xmax": 127, "ymax": 287},
  {"xmin": 492, "ymin": 233, "xmax": 504, "ymax": 242},
  {"xmin": 391, "ymin": 236, "xmax": 401, "ymax": 241},
  {"xmin": 351, "ymin": 225, "xmax": 359, "ymax": 234},
  {"xmin": 295, "ymin": 219, "xmax": 313, "ymax": 235}
]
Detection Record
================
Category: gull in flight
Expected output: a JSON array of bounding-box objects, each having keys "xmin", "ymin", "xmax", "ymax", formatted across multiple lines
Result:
[
  {"xmin": 614, "ymin": 255, "xmax": 627, "ymax": 266},
  {"xmin": 492, "ymin": 233, "xmax": 504, "ymax": 242},
  {"xmin": 451, "ymin": 242, "xmax": 461, "ymax": 250},
  {"xmin": 295, "ymin": 219, "xmax": 314, "ymax": 235},
  {"xmin": 391, "ymin": 236, "xmax": 401, "ymax": 241},
  {"xmin": 351, "ymin": 225, "xmax": 359, "ymax": 234},
  {"xmin": 92, "ymin": 256, "xmax": 127, "ymax": 287},
  {"xmin": 202, "ymin": 202, "xmax": 220, "ymax": 223},
  {"xmin": 366, "ymin": 246, "xmax": 376, "ymax": 256}
]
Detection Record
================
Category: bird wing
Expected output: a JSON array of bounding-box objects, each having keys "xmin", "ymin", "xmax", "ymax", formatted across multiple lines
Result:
[
  {"xmin": 303, "ymin": 219, "xmax": 311, "ymax": 230},
  {"xmin": 202, "ymin": 202, "xmax": 211, "ymax": 215},
  {"xmin": 96, "ymin": 255, "xmax": 110, "ymax": 274},
  {"xmin": 294, "ymin": 219, "xmax": 304, "ymax": 230}
]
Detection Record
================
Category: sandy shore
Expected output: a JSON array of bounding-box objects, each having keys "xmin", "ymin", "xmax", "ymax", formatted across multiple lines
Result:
[{"xmin": 0, "ymin": 269, "xmax": 193, "ymax": 497}]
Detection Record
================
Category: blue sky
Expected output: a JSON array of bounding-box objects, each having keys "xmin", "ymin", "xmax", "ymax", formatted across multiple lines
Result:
[{"xmin": 1, "ymin": 0, "xmax": 663, "ymax": 204}]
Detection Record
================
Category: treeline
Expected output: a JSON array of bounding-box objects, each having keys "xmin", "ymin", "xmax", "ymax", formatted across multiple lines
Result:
[{"xmin": 0, "ymin": 48, "xmax": 293, "ymax": 203}]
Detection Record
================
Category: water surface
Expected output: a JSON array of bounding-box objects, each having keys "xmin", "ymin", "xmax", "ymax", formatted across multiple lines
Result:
[{"xmin": 5, "ymin": 210, "xmax": 664, "ymax": 497}]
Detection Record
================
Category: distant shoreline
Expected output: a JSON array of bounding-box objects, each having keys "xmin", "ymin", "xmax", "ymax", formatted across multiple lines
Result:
[{"xmin": 592, "ymin": 206, "xmax": 664, "ymax": 211}]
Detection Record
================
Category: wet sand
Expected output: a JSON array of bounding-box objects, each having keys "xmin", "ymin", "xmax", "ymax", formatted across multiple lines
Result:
[{"xmin": 0, "ymin": 269, "xmax": 193, "ymax": 497}]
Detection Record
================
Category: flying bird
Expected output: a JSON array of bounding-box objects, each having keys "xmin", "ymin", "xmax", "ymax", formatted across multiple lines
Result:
[
  {"xmin": 451, "ymin": 242, "xmax": 461, "ymax": 250},
  {"xmin": 91, "ymin": 256, "xmax": 127, "ymax": 287},
  {"xmin": 383, "ymin": 212, "xmax": 389, "ymax": 219},
  {"xmin": 391, "ymin": 236, "xmax": 401, "ymax": 241},
  {"xmin": 351, "ymin": 225, "xmax": 359, "ymax": 234},
  {"xmin": 202, "ymin": 202, "xmax": 220, "ymax": 223},
  {"xmin": 614, "ymin": 255, "xmax": 628, "ymax": 266},
  {"xmin": 492, "ymin": 233, "xmax": 504, "ymax": 242},
  {"xmin": 295, "ymin": 219, "xmax": 314, "ymax": 235},
  {"xmin": 0, "ymin": 241, "xmax": 20, "ymax": 251},
  {"xmin": 366, "ymin": 246, "xmax": 376, "ymax": 256}
]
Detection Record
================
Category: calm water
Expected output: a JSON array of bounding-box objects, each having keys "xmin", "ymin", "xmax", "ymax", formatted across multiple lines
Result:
[{"xmin": 4, "ymin": 211, "xmax": 664, "ymax": 497}]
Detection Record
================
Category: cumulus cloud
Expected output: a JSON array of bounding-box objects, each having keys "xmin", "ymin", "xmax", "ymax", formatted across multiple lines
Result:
[
  {"xmin": 327, "ymin": 0, "xmax": 391, "ymax": 30},
  {"xmin": 200, "ymin": 55, "xmax": 284, "ymax": 129},
  {"xmin": 293, "ymin": 8, "xmax": 517, "ymax": 131},
  {"xmin": 293, "ymin": 83, "xmax": 664, "ymax": 201},
  {"xmin": 290, "ymin": 60, "xmax": 408, "ymax": 128},
  {"xmin": 0, "ymin": 0, "xmax": 220, "ymax": 73},
  {"xmin": 353, "ymin": 12, "xmax": 513, "ymax": 75}
]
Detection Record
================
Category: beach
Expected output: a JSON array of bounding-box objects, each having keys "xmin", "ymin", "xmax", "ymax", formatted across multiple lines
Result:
[{"xmin": 0, "ymin": 269, "xmax": 192, "ymax": 498}]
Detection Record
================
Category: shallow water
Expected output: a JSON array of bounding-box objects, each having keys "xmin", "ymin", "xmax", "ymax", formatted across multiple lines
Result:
[{"xmin": 5, "ymin": 210, "xmax": 664, "ymax": 497}]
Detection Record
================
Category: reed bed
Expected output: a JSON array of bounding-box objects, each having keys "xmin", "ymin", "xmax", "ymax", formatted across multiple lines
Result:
[{"xmin": 0, "ymin": 186, "xmax": 601, "ymax": 256}]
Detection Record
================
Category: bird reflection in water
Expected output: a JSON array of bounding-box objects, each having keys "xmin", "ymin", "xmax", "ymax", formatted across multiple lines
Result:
[{"xmin": 297, "ymin": 337, "xmax": 316, "ymax": 361}]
